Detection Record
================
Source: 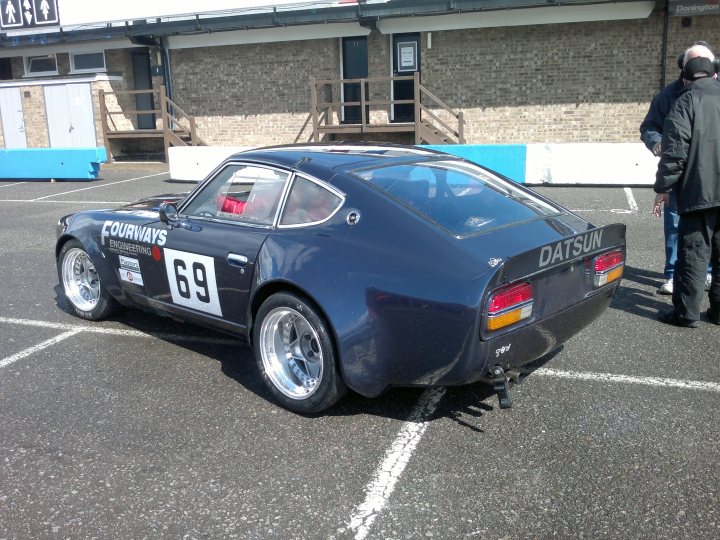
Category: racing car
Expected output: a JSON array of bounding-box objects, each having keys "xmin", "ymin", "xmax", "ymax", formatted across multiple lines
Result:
[{"xmin": 56, "ymin": 144, "xmax": 626, "ymax": 413}]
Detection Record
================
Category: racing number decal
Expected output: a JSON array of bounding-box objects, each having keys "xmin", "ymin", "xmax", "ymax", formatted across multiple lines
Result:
[{"xmin": 164, "ymin": 248, "xmax": 223, "ymax": 316}]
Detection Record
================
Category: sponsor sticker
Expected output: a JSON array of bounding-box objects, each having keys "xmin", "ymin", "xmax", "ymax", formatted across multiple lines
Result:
[
  {"xmin": 119, "ymin": 256, "xmax": 144, "ymax": 286},
  {"xmin": 101, "ymin": 220, "xmax": 167, "ymax": 247}
]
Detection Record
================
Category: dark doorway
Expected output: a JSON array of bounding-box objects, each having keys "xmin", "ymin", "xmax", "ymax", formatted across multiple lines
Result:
[
  {"xmin": 132, "ymin": 50, "xmax": 155, "ymax": 129},
  {"xmin": 0, "ymin": 58, "xmax": 12, "ymax": 80},
  {"xmin": 392, "ymin": 33, "xmax": 420, "ymax": 123},
  {"xmin": 341, "ymin": 36, "xmax": 368, "ymax": 124}
]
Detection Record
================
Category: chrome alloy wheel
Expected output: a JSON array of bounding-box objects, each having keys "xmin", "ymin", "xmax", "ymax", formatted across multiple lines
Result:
[
  {"xmin": 61, "ymin": 248, "xmax": 101, "ymax": 312},
  {"xmin": 259, "ymin": 307, "xmax": 324, "ymax": 400}
]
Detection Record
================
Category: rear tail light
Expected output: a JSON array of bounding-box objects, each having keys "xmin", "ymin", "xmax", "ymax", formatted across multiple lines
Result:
[
  {"xmin": 487, "ymin": 282, "xmax": 533, "ymax": 331},
  {"xmin": 592, "ymin": 250, "xmax": 624, "ymax": 287}
]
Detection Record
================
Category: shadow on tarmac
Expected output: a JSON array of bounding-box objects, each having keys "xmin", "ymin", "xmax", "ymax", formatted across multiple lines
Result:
[{"xmin": 52, "ymin": 281, "xmax": 570, "ymax": 430}]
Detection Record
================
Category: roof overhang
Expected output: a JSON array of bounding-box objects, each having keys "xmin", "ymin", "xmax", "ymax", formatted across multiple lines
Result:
[
  {"xmin": 377, "ymin": 1, "xmax": 656, "ymax": 33},
  {"xmin": 0, "ymin": 0, "xmax": 657, "ymax": 52}
]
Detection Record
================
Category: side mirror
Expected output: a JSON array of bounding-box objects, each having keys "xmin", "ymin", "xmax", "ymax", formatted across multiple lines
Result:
[{"xmin": 159, "ymin": 202, "xmax": 178, "ymax": 225}]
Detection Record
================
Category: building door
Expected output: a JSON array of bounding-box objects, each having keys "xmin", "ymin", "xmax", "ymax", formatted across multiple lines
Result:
[
  {"xmin": 0, "ymin": 87, "xmax": 27, "ymax": 148},
  {"xmin": 44, "ymin": 83, "xmax": 96, "ymax": 147},
  {"xmin": 341, "ymin": 36, "xmax": 368, "ymax": 124},
  {"xmin": 392, "ymin": 33, "xmax": 420, "ymax": 123},
  {"xmin": 132, "ymin": 51, "xmax": 155, "ymax": 129}
]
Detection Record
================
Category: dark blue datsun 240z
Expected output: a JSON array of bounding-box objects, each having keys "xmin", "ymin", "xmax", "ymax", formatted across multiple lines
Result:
[{"xmin": 56, "ymin": 144, "xmax": 626, "ymax": 413}]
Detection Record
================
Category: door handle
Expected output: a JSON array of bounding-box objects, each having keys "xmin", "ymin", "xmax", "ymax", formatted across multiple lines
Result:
[{"xmin": 227, "ymin": 253, "xmax": 248, "ymax": 267}]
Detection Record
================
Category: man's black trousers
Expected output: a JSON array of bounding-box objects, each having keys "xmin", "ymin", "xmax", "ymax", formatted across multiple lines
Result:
[{"xmin": 673, "ymin": 207, "xmax": 720, "ymax": 321}]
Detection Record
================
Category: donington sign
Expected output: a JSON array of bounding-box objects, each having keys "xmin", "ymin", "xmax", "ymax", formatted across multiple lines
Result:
[{"xmin": 669, "ymin": 0, "xmax": 720, "ymax": 16}]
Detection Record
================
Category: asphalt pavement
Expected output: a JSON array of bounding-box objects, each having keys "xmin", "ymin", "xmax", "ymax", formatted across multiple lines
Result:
[{"xmin": 0, "ymin": 164, "xmax": 718, "ymax": 539}]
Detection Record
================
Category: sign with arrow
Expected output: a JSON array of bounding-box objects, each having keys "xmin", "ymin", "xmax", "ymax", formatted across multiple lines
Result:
[{"xmin": 0, "ymin": 0, "xmax": 58, "ymax": 29}]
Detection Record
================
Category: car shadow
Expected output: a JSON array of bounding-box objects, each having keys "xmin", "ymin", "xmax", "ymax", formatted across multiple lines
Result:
[{"xmin": 52, "ymin": 283, "xmax": 570, "ymax": 427}]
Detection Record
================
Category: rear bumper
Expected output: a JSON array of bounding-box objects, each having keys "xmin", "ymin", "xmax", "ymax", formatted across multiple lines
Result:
[{"xmin": 438, "ymin": 284, "xmax": 617, "ymax": 387}]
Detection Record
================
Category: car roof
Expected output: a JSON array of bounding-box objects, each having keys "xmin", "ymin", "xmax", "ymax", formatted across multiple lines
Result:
[{"xmin": 226, "ymin": 143, "xmax": 450, "ymax": 173}]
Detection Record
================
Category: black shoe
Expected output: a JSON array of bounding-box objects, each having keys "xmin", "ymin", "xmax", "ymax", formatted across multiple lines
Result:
[
  {"xmin": 657, "ymin": 309, "xmax": 700, "ymax": 328},
  {"xmin": 707, "ymin": 307, "xmax": 720, "ymax": 325}
]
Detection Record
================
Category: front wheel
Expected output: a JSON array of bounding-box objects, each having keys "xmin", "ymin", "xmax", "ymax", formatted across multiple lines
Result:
[
  {"xmin": 58, "ymin": 239, "xmax": 119, "ymax": 320},
  {"xmin": 254, "ymin": 292, "xmax": 347, "ymax": 414}
]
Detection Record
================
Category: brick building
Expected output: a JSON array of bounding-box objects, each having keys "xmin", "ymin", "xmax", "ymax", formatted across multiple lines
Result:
[{"xmin": 1, "ymin": 0, "xmax": 719, "ymax": 158}]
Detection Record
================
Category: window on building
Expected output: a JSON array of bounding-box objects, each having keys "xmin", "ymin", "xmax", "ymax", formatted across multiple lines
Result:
[
  {"xmin": 70, "ymin": 52, "xmax": 106, "ymax": 74},
  {"xmin": 25, "ymin": 54, "xmax": 58, "ymax": 76}
]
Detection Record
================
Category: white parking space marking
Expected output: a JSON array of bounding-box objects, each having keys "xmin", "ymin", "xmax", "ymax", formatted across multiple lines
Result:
[
  {"xmin": 536, "ymin": 367, "xmax": 720, "ymax": 393},
  {"xmin": 624, "ymin": 187, "xmax": 639, "ymax": 212},
  {"xmin": 4, "ymin": 313, "xmax": 719, "ymax": 540},
  {"xmin": 347, "ymin": 388, "xmax": 446, "ymax": 540},
  {"xmin": 32, "ymin": 172, "xmax": 170, "ymax": 201},
  {"xmin": 0, "ymin": 199, "xmax": 130, "ymax": 205},
  {"xmin": 0, "ymin": 316, "xmax": 236, "ymax": 343},
  {"xmin": 570, "ymin": 208, "xmax": 632, "ymax": 213},
  {"xmin": 0, "ymin": 182, "xmax": 26, "ymax": 188},
  {"xmin": 0, "ymin": 329, "xmax": 82, "ymax": 369},
  {"xmin": 0, "ymin": 317, "xmax": 240, "ymax": 345}
]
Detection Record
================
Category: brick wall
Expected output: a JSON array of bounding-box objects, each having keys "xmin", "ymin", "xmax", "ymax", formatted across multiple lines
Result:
[
  {"xmin": 3, "ymin": 13, "xmax": 720, "ymax": 151},
  {"xmin": 170, "ymin": 39, "xmax": 340, "ymax": 145},
  {"xmin": 168, "ymin": 14, "xmax": 720, "ymax": 146},
  {"xmin": 20, "ymin": 86, "xmax": 49, "ymax": 147},
  {"xmin": 421, "ymin": 16, "xmax": 720, "ymax": 143}
]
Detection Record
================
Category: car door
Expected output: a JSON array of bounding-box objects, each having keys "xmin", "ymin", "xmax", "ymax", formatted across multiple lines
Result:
[{"xmin": 143, "ymin": 162, "xmax": 291, "ymax": 332}]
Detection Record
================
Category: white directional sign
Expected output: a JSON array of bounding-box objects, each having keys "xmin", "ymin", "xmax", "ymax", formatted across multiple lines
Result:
[
  {"xmin": 0, "ymin": 0, "xmax": 58, "ymax": 29},
  {"xmin": 1, "ymin": 0, "xmax": 23, "ymax": 28}
]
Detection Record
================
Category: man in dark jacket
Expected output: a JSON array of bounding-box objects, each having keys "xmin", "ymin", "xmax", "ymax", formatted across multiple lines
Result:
[
  {"xmin": 641, "ymin": 42, "xmax": 713, "ymax": 295},
  {"xmin": 654, "ymin": 45, "xmax": 720, "ymax": 327}
]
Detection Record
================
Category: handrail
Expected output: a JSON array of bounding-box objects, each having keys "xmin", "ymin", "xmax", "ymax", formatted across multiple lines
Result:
[
  {"xmin": 416, "ymin": 73, "xmax": 465, "ymax": 144},
  {"xmin": 99, "ymin": 85, "xmax": 205, "ymax": 162},
  {"xmin": 307, "ymin": 73, "xmax": 465, "ymax": 144}
]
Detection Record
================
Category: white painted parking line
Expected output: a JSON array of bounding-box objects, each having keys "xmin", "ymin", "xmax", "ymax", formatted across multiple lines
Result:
[
  {"xmin": 570, "ymin": 208, "xmax": 632, "ymax": 213},
  {"xmin": 0, "ymin": 317, "xmax": 240, "ymax": 345},
  {"xmin": 32, "ymin": 172, "xmax": 170, "ymax": 201},
  {"xmin": 0, "ymin": 329, "xmax": 83, "ymax": 369},
  {"xmin": 536, "ymin": 367, "xmax": 720, "ymax": 393},
  {"xmin": 347, "ymin": 388, "xmax": 446, "ymax": 540},
  {"xmin": 0, "ymin": 182, "xmax": 26, "ymax": 188},
  {"xmin": 3, "ymin": 310, "xmax": 719, "ymax": 540},
  {"xmin": 0, "ymin": 199, "xmax": 130, "ymax": 205},
  {"xmin": 624, "ymin": 187, "xmax": 639, "ymax": 212}
]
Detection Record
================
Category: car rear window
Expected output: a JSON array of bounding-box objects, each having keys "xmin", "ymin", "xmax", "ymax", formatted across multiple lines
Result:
[
  {"xmin": 280, "ymin": 176, "xmax": 342, "ymax": 226},
  {"xmin": 354, "ymin": 159, "xmax": 560, "ymax": 236}
]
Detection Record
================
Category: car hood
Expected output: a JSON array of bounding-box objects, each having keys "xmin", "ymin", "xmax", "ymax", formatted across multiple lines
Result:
[{"xmin": 115, "ymin": 193, "xmax": 187, "ymax": 214}]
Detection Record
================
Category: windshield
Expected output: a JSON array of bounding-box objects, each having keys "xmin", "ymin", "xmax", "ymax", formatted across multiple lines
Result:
[{"xmin": 354, "ymin": 159, "xmax": 560, "ymax": 236}]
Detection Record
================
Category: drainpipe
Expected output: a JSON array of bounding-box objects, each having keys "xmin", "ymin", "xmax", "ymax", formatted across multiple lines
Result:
[
  {"xmin": 160, "ymin": 37, "xmax": 174, "ymax": 102},
  {"xmin": 660, "ymin": 0, "xmax": 669, "ymax": 89}
]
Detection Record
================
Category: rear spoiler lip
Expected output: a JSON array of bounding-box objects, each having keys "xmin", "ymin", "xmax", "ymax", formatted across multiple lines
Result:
[{"xmin": 492, "ymin": 223, "xmax": 627, "ymax": 285}]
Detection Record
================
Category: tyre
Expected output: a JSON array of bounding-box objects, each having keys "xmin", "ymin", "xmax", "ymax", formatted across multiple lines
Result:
[
  {"xmin": 254, "ymin": 292, "xmax": 347, "ymax": 414},
  {"xmin": 58, "ymin": 239, "xmax": 119, "ymax": 321}
]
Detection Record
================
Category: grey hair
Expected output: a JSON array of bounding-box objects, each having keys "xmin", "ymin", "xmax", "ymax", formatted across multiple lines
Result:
[{"xmin": 683, "ymin": 44, "xmax": 715, "ymax": 65}]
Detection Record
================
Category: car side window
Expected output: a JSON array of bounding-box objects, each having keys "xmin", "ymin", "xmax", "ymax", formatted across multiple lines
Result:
[
  {"xmin": 280, "ymin": 176, "xmax": 342, "ymax": 226},
  {"xmin": 183, "ymin": 164, "xmax": 289, "ymax": 226}
]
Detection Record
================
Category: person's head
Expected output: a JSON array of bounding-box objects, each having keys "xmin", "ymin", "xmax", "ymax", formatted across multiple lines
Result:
[{"xmin": 682, "ymin": 43, "xmax": 718, "ymax": 82}]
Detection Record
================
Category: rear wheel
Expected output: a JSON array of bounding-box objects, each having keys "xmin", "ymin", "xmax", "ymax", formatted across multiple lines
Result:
[
  {"xmin": 58, "ymin": 240, "xmax": 119, "ymax": 320},
  {"xmin": 254, "ymin": 292, "xmax": 346, "ymax": 414}
]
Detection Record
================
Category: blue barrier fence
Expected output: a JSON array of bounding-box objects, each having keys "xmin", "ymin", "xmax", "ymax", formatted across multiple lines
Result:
[
  {"xmin": 422, "ymin": 144, "xmax": 527, "ymax": 183},
  {"xmin": 0, "ymin": 147, "xmax": 107, "ymax": 180}
]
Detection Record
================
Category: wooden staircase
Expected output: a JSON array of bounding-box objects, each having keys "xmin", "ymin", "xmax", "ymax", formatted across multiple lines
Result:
[
  {"xmin": 304, "ymin": 72, "xmax": 464, "ymax": 145},
  {"xmin": 99, "ymin": 85, "xmax": 206, "ymax": 163}
]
